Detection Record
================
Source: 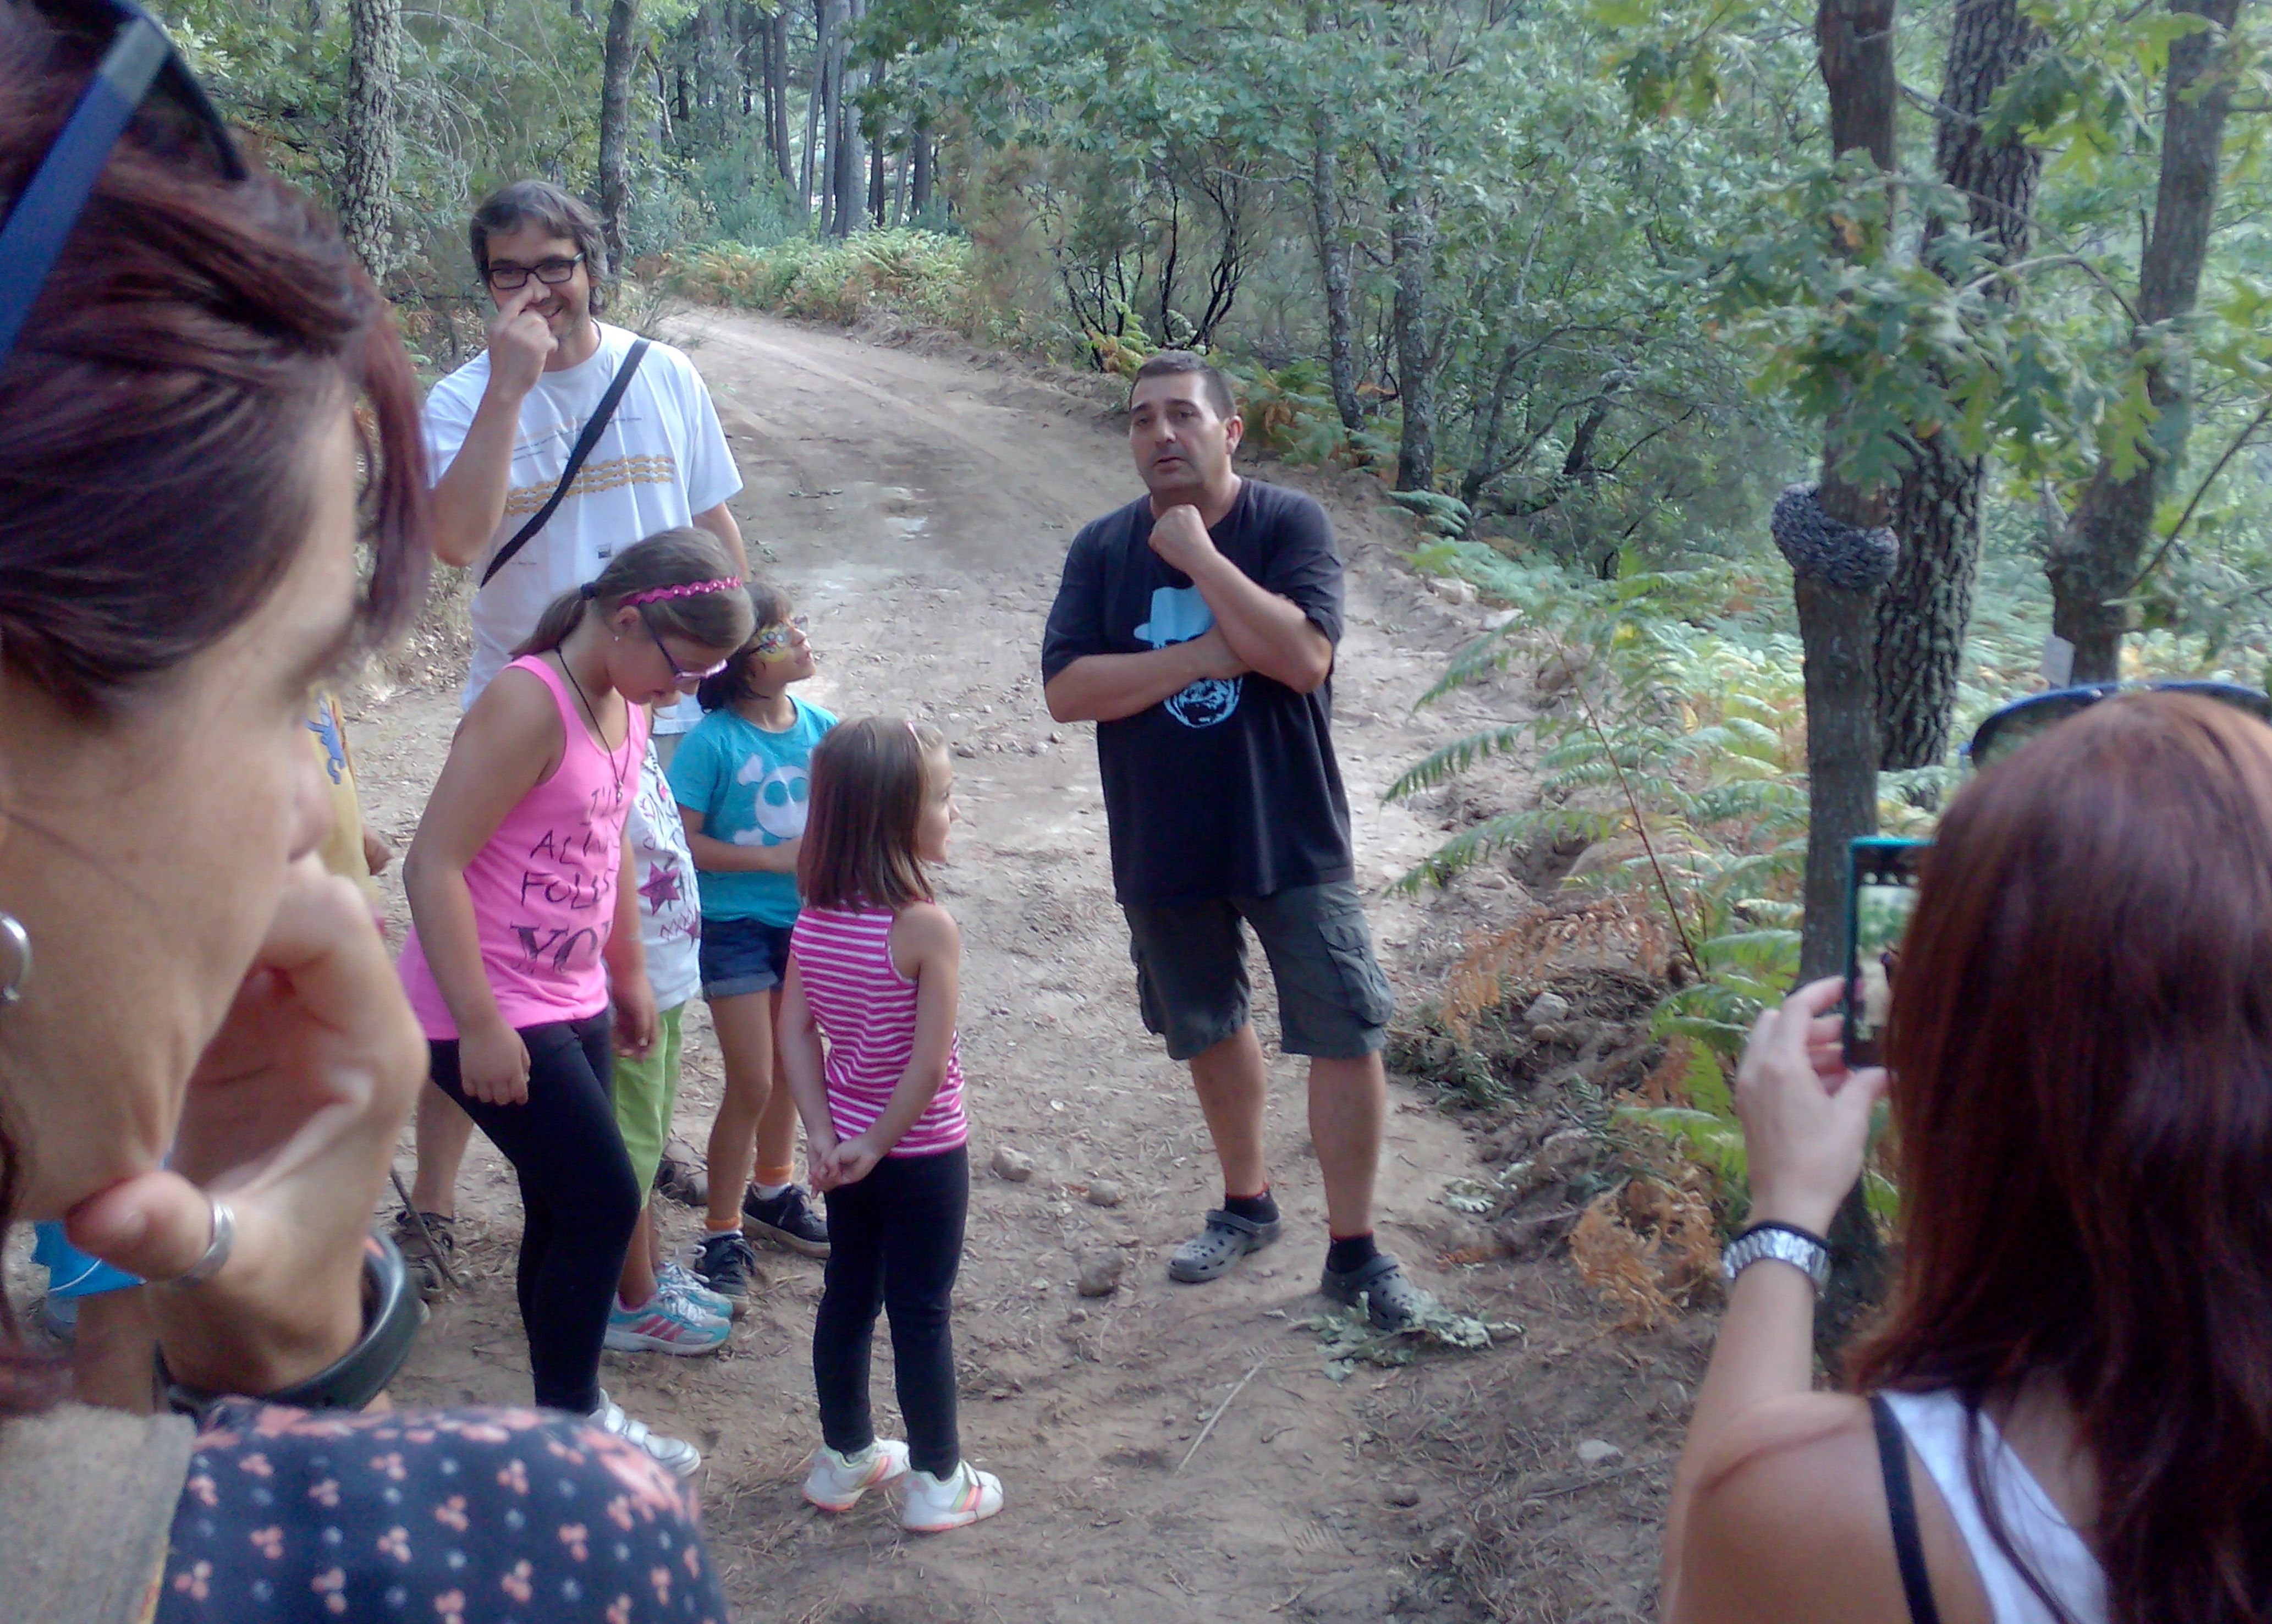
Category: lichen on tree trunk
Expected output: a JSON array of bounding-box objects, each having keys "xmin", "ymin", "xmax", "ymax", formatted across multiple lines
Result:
[{"xmin": 338, "ymin": 0, "xmax": 401, "ymax": 280}]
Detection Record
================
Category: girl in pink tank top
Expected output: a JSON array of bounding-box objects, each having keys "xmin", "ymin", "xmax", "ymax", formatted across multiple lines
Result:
[
  {"xmin": 778, "ymin": 718, "xmax": 1003, "ymax": 1531},
  {"xmin": 398, "ymin": 531, "xmax": 752, "ymax": 1461}
]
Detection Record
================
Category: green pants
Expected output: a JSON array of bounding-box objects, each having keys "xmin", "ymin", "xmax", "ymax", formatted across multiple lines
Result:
[{"xmin": 610, "ymin": 1001, "xmax": 685, "ymax": 1198}]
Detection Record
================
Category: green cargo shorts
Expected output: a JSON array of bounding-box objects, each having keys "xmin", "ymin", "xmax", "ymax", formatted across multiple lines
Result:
[
  {"xmin": 1123, "ymin": 880, "xmax": 1395, "ymax": 1062},
  {"xmin": 610, "ymin": 1000, "xmax": 685, "ymax": 1198}
]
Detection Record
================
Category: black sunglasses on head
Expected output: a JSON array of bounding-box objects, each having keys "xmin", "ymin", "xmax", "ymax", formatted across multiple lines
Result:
[
  {"xmin": 0, "ymin": 0, "xmax": 245, "ymax": 364},
  {"xmin": 1963, "ymin": 680, "xmax": 2272, "ymax": 772}
]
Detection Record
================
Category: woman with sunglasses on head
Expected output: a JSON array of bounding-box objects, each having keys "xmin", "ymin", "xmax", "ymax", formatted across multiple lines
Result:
[
  {"xmin": 0, "ymin": 5, "xmax": 736, "ymax": 1620},
  {"xmin": 399, "ymin": 530, "xmax": 752, "ymax": 1471},
  {"xmin": 1663, "ymin": 690, "xmax": 2272, "ymax": 1624}
]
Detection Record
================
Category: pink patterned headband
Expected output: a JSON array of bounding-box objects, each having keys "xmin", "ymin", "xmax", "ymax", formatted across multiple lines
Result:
[{"xmin": 607, "ymin": 576, "xmax": 742, "ymax": 607}]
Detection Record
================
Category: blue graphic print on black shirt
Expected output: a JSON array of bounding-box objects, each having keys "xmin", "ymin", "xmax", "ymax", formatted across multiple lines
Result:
[{"xmin": 1041, "ymin": 478, "xmax": 1354, "ymax": 907}]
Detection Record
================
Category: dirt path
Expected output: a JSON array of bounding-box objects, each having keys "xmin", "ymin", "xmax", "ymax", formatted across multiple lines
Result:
[{"xmin": 353, "ymin": 311, "xmax": 1685, "ymax": 1622}]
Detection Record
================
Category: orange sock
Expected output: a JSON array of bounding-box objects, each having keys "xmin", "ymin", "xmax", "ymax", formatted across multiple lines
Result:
[{"xmin": 753, "ymin": 1164, "xmax": 797, "ymax": 1192}]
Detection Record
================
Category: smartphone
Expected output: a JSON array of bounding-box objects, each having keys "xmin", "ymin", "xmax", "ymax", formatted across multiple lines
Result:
[{"xmin": 1844, "ymin": 837, "xmax": 1928, "ymax": 1068}]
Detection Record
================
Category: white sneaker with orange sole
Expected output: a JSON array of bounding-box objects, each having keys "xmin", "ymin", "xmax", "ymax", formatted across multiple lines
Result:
[
  {"xmin": 899, "ymin": 1461, "xmax": 1004, "ymax": 1533},
  {"xmin": 802, "ymin": 1440, "xmax": 910, "ymax": 1512}
]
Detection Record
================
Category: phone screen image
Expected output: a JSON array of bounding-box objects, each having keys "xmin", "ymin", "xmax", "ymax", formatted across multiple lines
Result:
[{"xmin": 1844, "ymin": 838, "xmax": 1928, "ymax": 1068}]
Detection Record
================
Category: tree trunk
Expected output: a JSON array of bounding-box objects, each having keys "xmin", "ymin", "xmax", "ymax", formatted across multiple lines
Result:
[
  {"xmin": 1310, "ymin": 115, "xmax": 1363, "ymax": 432},
  {"xmin": 337, "ymin": 0, "xmax": 401, "ymax": 282},
  {"xmin": 1807, "ymin": 0, "xmax": 1900, "ymax": 1348},
  {"xmin": 909, "ymin": 118, "xmax": 933, "ymax": 218},
  {"xmin": 597, "ymin": 0, "xmax": 641, "ymax": 260},
  {"xmin": 2047, "ymin": 0, "xmax": 2241, "ymax": 681},
  {"xmin": 767, "ymin": 7, "xmax": 793, "ymax": 187},
  {"xmin": 829, "ymin": 0, "xmax": 864, "ymax": 238},
  {"xmin": 1878, "ymin": 0, "xmax": 2042, "ymax": 767},
  {"xmin": 801, "ymin": 0, "xmax": 829, "ymax": 219},
  {"xmin": 890, "ymin": 136, "xmax": 909, "ymax": 225},
  {"xmin": 1386, "ymin": 133, "xmax": 1438, "ymax": 492}
]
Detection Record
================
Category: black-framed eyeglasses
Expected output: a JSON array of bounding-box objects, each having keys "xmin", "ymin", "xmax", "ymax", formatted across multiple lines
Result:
[
  {"xmin": 0, "ymin": 0, "xmax": 246, "ymax": 365},
  {"xmin": 645, "ymin": 616, "xmax": 729, "ymax": 692},
  {"xmin": 486, "ymin": 254, "xmax": 585, "ymax": 291},
  {"xmin": 1963, "ymin": 680, "xmax": 2272, "ymax": 772}
]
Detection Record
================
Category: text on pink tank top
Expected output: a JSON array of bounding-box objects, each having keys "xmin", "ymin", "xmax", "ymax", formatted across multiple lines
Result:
[
  {"xmin": 791, "ymin": 905, "xmax": 967, "ymax": 1155},
  {"xmin": 398, "ymin": 656, "xmax": 648, "ymax": 1039}
]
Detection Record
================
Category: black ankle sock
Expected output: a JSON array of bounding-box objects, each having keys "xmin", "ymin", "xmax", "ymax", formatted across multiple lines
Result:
[
  {"xmin": 1327, "ymin": 1232, "xmax": 1379, "ymax": 1275},
  {"xmin": 1223, "ymin": 1188, "xmax": 1278, "ymax": 1226}
]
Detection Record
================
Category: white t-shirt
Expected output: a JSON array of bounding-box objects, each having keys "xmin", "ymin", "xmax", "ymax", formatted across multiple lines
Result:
[
  {"xmin": 423, "ymin": 321, "xmax": 743, "ymax": 732},
  {"xmin": 625, "ymin": 742, "xmax": 702, "ymax": 1010}
]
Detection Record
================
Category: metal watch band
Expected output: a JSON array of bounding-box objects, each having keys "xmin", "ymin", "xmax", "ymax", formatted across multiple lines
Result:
[
  {"xmin": 163, "ymin": 1231, "xmax": 425, "ymax": 1417},
  {"xmin": 1721, "ymin": 1221, "xmax": 1832, "ymax": 1291}
]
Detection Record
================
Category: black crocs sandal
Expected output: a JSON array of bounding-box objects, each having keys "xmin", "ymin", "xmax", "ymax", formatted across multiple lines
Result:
[
  {"xmin": 1168, "ymin": 1209, "xmax": 1282, "ymax": 1283},
  {"xmin": 1320, "ymin": 1252, "xmax": 1427, "ymax": 1331}
]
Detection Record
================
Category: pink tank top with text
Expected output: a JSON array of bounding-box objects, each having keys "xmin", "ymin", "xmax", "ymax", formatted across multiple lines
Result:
[
  {"xmin": 398, "ymin": 656, "xmax": 648, "ymax": 1039},
  {"xmin": 791, "ymin": 905, "xmax": 968, "ymax": 1155}
]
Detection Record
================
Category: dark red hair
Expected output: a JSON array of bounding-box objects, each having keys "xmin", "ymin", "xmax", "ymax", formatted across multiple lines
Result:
[
  {"xmin": 1853, "ymin": 692, "xmax": 2272, "ymax": 1622},
  {"xmin": 0, "ymin": 0, "xmax": 431, "ymax": 1409},
  {"xmin": 0, "ymin": 4, "xmax": 428, "ymax": 712}
]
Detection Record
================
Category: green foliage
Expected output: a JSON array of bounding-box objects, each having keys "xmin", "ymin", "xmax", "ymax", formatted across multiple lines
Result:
[{"xmin": 662, "ymin": 229, "xmax": 1025, "ymax": 340}]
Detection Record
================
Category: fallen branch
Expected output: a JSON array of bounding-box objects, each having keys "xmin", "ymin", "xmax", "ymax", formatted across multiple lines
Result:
[{"xmin": 1175, "ymin": 1357, "xmax": 1268, "ymax": 1475}]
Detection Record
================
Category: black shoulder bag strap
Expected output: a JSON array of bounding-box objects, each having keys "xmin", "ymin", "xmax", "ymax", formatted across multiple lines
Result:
[
  {"xmin": 1872, "ymin": 1393, "xmax": 1947, "ymax": 1624},
  {"xmin": 479, "ymin": 336, "xmax": 652, "ymax": 587}
]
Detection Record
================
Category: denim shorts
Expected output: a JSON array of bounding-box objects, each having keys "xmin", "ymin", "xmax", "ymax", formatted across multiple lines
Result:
[
  {"xmin": 700, "ymin": 914, "xmax": 796, "ymax": 1000},
  {"xmin": 1123, "ymin": 879, "xmax": 1396, "ymax": 1061}
]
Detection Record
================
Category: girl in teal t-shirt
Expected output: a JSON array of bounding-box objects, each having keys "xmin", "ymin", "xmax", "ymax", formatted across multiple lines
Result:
[{"xmin": 667, "ymin": 585, "xmax": 839, "ymax": 1296}]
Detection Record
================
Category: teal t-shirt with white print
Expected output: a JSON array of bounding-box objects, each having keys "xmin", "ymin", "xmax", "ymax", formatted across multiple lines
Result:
[{"xmin": 665, "ymin": 697, "xmax": 838, "ymax": 925}]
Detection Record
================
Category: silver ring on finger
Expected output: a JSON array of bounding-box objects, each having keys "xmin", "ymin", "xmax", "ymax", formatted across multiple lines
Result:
[{"xmin": 167, "ymin": 1194, "xmax": 235, "ymax": 1290}]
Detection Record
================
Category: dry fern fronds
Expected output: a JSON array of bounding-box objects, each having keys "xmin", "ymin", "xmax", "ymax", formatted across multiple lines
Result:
[
  {"xmin": 1636, "ymin": 1036, "xmax": 1696, "ymax": 1106},
  {"xmin": 1441, "ymin": 894, "xmax": 1676, "ymax": 1040},
  {"xmin": 1569, "ymin": 1170, "xmax": 1723, "ymax": 1330},
  {"xmin": 1570, "ymin": 1193, "xmax": 1676, "ymax": 1330}
]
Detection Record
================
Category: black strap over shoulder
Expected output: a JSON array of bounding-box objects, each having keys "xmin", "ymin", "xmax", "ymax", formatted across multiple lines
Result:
[
  {"xmin": 1872, "ymin": 1393, "xmax": 1946, "ymax": 1624},
  {"xmin": 479, "ymin": 336, "xmax": 652, "ymax": 587}
]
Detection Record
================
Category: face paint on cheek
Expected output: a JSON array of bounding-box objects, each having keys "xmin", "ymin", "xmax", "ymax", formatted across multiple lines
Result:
[{"xmin": 753, "ymin": 624, "xmax": 793, "ymax": 662}]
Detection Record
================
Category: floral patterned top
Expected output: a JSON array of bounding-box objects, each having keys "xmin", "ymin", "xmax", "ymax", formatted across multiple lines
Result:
[{"xmin": 154, "ymin": 1401, "xmax": 727, "ymax": 1623}]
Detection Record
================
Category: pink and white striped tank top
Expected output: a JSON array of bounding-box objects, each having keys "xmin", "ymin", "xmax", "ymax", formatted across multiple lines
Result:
[
  {"xmin": 791, "ymin": 905, "xmax": 967, "ymax": 1156},
  {"xmin": 397, "ymin": 656, "xmax": 647, "ymax": 1040}
]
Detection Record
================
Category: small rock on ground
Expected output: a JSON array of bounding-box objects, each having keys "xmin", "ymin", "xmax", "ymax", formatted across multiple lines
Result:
[
  {"xmin": 991, "ymin": 1145, "xmax": 1034, "ymax": 1182},
  {"xmin": 1523, "ymin": 991, "xmax": 1571, "ymax": 1026},
  {"xmin": 1077, "ymin": 1253, "xmax": 1125, "ymax": 1298},
  {"xmin": 1577, "ymin": 1439, "xmax": 1624, "ymax": 1466},
  {"xmin": 1386, "ymin": 1483, "xmax": 1421, "ymax": 1507},
  {"xmin": 1085, "ymin": 1177, "xmax": 1124, "ymax": 1208}
]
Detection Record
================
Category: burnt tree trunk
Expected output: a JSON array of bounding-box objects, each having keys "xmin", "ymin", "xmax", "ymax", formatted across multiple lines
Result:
[
  {"xmin": 1878, "ymin": 0, "xmax": 2042, "ymax": 768},
  {"xmin": 1805, "ymin": 0, "xmax": 1900, "ymax": 1348},
  {"xmin": 338, "ymin": 0, "xmax": 401, "ymax": 280},
  {"xmin": 909, "ymin": 116, "xmax": 933, "ymax": 217},
  {"xmin": 2046, "ymin": 0, "xmax": 2242, "ymax": 681},
  {"xmin": 597, "ymin": 0, "xmax": 641, "ymax": 258}
]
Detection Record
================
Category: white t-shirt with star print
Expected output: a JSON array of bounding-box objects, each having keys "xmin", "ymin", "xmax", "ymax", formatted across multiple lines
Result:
[{"xmin": 626, "ymin": 742, "xmax": 701, "ymax": 1010}]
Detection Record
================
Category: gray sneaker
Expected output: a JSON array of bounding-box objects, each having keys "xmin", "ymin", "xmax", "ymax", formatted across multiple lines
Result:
[{"xmin": 389, "ymin": 1209, "xmax": 457, "ymax": 1303}]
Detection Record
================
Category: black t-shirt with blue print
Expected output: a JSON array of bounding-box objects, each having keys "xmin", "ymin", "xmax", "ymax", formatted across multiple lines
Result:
[{"xmin": 1041, "ymin": 478, "xmax": 1352, "ymax": 907}]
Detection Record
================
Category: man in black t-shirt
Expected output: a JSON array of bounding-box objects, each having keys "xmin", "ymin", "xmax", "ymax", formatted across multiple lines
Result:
[{"xmin": 1041, "ymin": 352, "xmax": 1421, "ymax": 1331}]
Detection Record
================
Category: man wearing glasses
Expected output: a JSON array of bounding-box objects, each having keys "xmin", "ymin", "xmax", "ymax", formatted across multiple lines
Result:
[
  {"xmin": 407, "ymin": 180, "xmax": 758, "ymax": 1301},
  {"xmin": 424, "ymin": 178, "xmax": 746, "ymax": 742}
]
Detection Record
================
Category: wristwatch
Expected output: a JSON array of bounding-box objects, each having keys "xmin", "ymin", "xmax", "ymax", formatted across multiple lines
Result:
[
  {"xmin": 163, "ymin": 1231, "xmax": 425, "ymax": 1417},
  {"xmin": 1720, "ymin": 1221, "xmax": 1832, "ymax": 1292}
]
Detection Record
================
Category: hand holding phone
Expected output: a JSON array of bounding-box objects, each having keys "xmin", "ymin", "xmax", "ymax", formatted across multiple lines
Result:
[{"xmin": 1844, "ymin": 838, "xmax": 1928, "ymax": 1068}]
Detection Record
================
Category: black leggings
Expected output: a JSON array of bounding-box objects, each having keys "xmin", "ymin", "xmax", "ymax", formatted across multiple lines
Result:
[
  {"xmin": 430, "ymin": 1012, "xmax": 640, "ymax": 1414},
  {"xmin": 813, "ymin": 1144, "xmax": 970, "ymax": 1477}
]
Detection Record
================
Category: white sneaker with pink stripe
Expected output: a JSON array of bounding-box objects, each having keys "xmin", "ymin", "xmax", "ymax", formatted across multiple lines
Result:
[
  {"xmin": 802, "ymin": 1439, "xmax": 910, "ymax": 1512},
  {"xmin": 899, "ymin": 1460, "xmax": 1004, "ymax": 1533}
]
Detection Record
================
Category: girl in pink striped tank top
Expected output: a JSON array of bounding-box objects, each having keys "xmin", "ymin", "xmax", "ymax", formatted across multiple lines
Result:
[{"xmin": 779, "ymin": 718, "xmax": 1003, "ymax": 1532}]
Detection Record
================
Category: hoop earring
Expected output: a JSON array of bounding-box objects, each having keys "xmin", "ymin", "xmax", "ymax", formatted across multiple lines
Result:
[{"xmin": 0, "ymin": 912, "xmax": 30, "ymax": 1005}]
